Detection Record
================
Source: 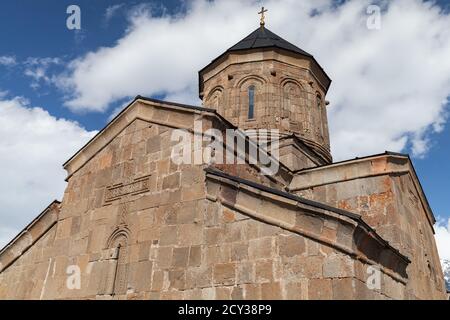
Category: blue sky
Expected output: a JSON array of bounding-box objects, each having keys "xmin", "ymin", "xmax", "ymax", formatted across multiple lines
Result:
[
  {"xmin": 1, "ymin": 0, "xmax": 450, "ymax": 255},
  {"xmin": 0, "ymin": 0, "xmax": 182, "ymax": 130}
]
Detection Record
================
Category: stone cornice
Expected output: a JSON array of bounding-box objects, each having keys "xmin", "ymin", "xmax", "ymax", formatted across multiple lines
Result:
[
  {"xmin": 63, "ymin": 96, "xmax": 293, "ymax": 186},
  {"xmin": 289, "ymin": 152, "xmax": 436, "ymax": 230},
  {"xmin": 63, "ymin": 97, "xmax": 216, "ymax": 179},
  {"xmin": 205, "ymin": 167, "xmax": 410, "ymax": 283},
  {"xmin": 0, "ymin": 201, "xmax": 60, "ymax": 273}
]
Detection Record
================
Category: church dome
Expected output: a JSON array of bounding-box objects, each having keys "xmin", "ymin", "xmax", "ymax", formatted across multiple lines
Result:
[{"xmin": 198, "ymin": 22, "xmax": 333, "ymax": 165}]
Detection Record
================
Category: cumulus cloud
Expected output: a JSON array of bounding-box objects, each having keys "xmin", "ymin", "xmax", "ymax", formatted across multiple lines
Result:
[
  {"xmin": 23, "ymin": 57, "xmax": 62, "ymax": 89},
  {"xmin": 56, "ymin": 0, "xmax": 450, "ymax": 160},
  {"xmin": 0, "ymin": 97, "xmax": 96, "ymax": 249},
  {"xmin": 0, "ymin": 55, "xmax": 16, "ymax": 67},
  {"xmin": 435, "ymin": 218, "xmax": 450, "ymax": 261}
]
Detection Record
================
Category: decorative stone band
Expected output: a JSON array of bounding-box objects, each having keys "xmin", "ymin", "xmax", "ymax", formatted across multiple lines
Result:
[
  {"xmin": 205, "ymin": 167, "xmax": 410, "ymax": 283},
  {"xmin": 104, "ymin": 175, "xmax": 152, "ymax": 204},
  {"xmin": 0, "ymin": 201, "xmax": 60, "ymax": 273}
]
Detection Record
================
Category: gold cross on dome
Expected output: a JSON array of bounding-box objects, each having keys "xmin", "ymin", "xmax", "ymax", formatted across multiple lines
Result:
[{"xmin": 258, "ymin": 6, "xmax": 268, "ymax": 26}]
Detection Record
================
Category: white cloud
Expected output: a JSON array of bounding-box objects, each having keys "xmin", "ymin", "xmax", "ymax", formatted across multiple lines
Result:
[
  {"xmin": 24, "ymin": 57, "xmax": 62, "ymax": 89},
  {"xmin": 56, "ymin": 0, "xmax": 450, "ymax": 160},
  {"xmin": 0, "ymin": 55, "xmax": 16, "ymax": 67},
  {"xmin": 104, "ymin": 3, "xmax": 125, "ymax": 24},
  {"xmin": 435, "ymin": 218, "xmax": 450, "ymax": 261},
  {"xmin": 0, "ymin": 97, "xmax": 96, "ymax": 249},
  {"xmin": 25, "ymin": 57, "xmax": 62, "ymax": 66}
]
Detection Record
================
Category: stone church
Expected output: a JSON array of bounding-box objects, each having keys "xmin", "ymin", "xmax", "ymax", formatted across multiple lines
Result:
[{"xmin": 0, "ymin": 19, "xmax": 447, "ymax": 299}]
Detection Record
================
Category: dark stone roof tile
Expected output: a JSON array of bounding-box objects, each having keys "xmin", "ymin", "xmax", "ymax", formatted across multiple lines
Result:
[{"xmin": 227, "ymin": 26, "xmax": 312, "ymax": 57}]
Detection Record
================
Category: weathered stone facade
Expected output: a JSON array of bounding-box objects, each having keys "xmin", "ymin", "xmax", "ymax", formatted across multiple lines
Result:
[
  {"xmin": 289, "ymin": 154, "xmax": 446, "ymax": 299},
  {"xmin": 0, "ymin": 25, "xmax": 447, "ymax": 300}
]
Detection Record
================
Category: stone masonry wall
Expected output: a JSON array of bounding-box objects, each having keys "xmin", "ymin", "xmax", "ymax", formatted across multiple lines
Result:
[
  {"xmin": 291, "ymin": 157, "xmax": 447, "ymax": 300},
  {"xmin": 0, "ymin": 109, "xmax": 408, "ymax": 299}
]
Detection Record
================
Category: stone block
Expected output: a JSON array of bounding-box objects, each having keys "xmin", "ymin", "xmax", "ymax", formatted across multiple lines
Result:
[
  {"xmin": 177, "ymin": 201, "xmax": 200, "ymax": 224},
  {"xmin": 249, "ymin": 237, "xmax": 273, "ymax": 259},
  {"xmin": 231, "ymin": 286, "xmax": 244, "ymax": 300},
  {"xmin": 160, "ymin": 225, "xmax": 177, "ymax": 246},
  {"xmin": 137, "ymin": 226, "xmax": 160, "ymax": 243},
  {"xmin": 169, "ymin": 269, "xmax": 186, "ymax": 290},
  {"xmin": 258, "ymin": 223, "xmax": 281, "ymax": 238},
  {"xmin": 308, "ymin": 279, "xmax": 332, "ymax": 300},
  {"xmin": 261, "ymin": 282, "xmax": 282, "ymax": 300},
  {"xmin": 134, "ymin": 260, "xmax": 153, "ymax": 292},
  {"xmin": 182, "ymin": 288, "xmax": 203, "ymax": 300},
  {"xmin": 237, "ymin": 261, "xmax": 254, "ymax": 284},
  {"xmin": 56, "ymin": 218, "xmax": 72, "ymax": 240},
  {"xmin": 222, "ymin": 208, "xmax": 236, "ymax": 223},
  {"xmin": 332, "ymin": 278, "xmax": 354, "ymax": 300},
  {"xmin": 255, "ymin": 260, "xmax": 273, "ymax": 283},
  {"xmin": 151, "ymin": 270, "xmax": 165, "ymax": 292},
  {"xmin": 231, "ymin": 242, "xmax": 248, "ymax": 261},
  {"xmin": 157, "ymin": 159, "xmax": 170, "ymax": 176},
  {"xmin": 278, "ymin": 234, "xmax": 305, "ymax": 257},
  {"xmin": 323, "ymin": 254, "xmax": 354, "ymax": 278},
  {"xmin": 181, "ymin": 183, "xmax": 205, "ymax": 202},
  {"xmin": 162, "ymin": 172, "xmax": 180, "ymax": 190},
  {"xmin": 215, "ymin": 287, "xmax": 232, "ymax": 300},
  {"xmin": 172, "ymin": 247, "xmax": 190, "ymax": 267},
  {"xmin": 156, "ymin": 247, "xmax": 172, "ymax": 269},
  {"xmin": 146, "ymin": 136, "xmax": 161, "ymax": 154},
  {"xmin": 188, "ymin": 245, "xmax": 202, "ymax": 267},
  {"xmin": 223, "ymin": 222, "xmax": 244, "ymax": 243},
  {"xmin": 285, "ymin": 282, "xmax": 303, "ymax": 300},
  {"xmin": 136, "ymin": 193, "xmax": 161, "ymax": 211},
  {"xmin": 201, "ymin": 287, "xmax": 216, "ymax": 300},
  {"xmin": 213, "ymin": 263, "xmax": 236, "ymax": 285},
  {"xmin": 186, "ymin": 266, "xmax": 212, "ymax": 288},
  {"xmin": 354, "ymin": 278, "xmax": 374, "ymax": 300},
  {"xmin": 181, "ymin": 166, "xmax": 204, "ymax": 186},
  {"xmin": 70, "ymin": 216, "xmax": 81, "ymax": 236},
  {"xmin": 243, "ymin": 284, "xmax": 261, "ymax": 299},
  {"xmin": 178, "ymin": 223, "xmax": 203, "ymax": 245},
  {"xmin": 205, "ymin": 227, "xmax": 224, "ymax": 245}
]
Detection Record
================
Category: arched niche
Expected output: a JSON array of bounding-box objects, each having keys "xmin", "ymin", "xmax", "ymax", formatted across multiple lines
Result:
[
  {"xmin": 205, "ymin": 86, "xmax": 224, "ymax": 113},
  {"xmin": 281, "ymin": 79, "xmax": 305, "ymax": 124},
  {"xmin": 105, "ymin": 227, "xmax": 131, "ymax": 296},
  {"xmin": 314, "ymin": 92, "xmax": 325, "ymax": 143}
]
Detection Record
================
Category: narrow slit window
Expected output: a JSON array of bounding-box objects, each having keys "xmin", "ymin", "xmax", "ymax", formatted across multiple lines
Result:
[
  {"xmin": 248, "ymin": 85, "xmax": 255, "ymax": 119},
  {"xmin": 316, "ymin": 94, "xmax": 322, "ymax": 108}
]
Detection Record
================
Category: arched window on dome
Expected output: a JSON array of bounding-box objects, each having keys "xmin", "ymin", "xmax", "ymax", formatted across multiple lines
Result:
[
  {"xmin": 248, "ymin": 85, "xmax": 255, "ymax": 119},
  {"xmin": 316, "ymin": 93, "xmax": 322, "ymax": 109}
]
